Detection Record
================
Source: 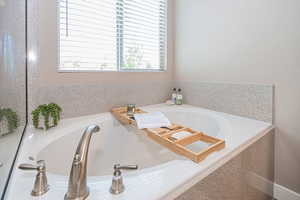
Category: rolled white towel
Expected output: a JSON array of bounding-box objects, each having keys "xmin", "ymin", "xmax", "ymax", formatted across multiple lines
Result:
[{"xmin": 134, "ymin": 112, "xmax": 171, "ymax": 129}]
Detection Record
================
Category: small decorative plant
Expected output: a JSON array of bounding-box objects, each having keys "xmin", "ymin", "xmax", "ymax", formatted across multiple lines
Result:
[
  {"xmin": 32, "ymin": 103, "xmax": 62, "ymax": 130},
  {"xmin": 0, "ymin": 107, "xmax": 19, "ymax": 136}
]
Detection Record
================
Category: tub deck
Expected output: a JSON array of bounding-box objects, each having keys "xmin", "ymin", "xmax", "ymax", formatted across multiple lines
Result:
[{"xmin": 5, "ymin": 104, "xmax": 273, "ymax": 200}]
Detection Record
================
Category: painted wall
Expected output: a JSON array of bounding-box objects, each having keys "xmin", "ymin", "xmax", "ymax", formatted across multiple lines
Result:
[
  {"xmin": 27, "ymin": 0, "xmax": 175, "ymax": 118},
  {"xmin": 175, "ymin": 0, "xmax": 300, "ymax": 194}
]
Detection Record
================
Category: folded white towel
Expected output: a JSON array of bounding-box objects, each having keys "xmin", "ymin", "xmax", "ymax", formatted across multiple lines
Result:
[{"xmin": 134, "ymin": 112, "xmax": 171, "ymax": 129}]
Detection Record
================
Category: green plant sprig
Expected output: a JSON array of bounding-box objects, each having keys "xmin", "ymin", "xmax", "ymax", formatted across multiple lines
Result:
[
  {"xmin": 32, "ymin": 103, "xmax": 62, "ymax": 130},
  {"xmin": 0, "ymin": 108, "xmax": 19, "ymax": 135}
]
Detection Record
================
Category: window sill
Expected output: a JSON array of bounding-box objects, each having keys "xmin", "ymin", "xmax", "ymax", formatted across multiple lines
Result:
[{"xmin": 57, "ymin": 69, "xmax": 167, "ymax": 73}]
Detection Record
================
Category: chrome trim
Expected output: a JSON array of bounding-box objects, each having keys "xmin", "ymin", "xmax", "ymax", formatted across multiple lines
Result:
[
  {"xmin": 64, "ymin": 125, "xmax": 100, "ymax": 200},
  {"xmin": 18, "ymin": 160, "xmax": 49, "ymax": 196},
  {"xmin": 110, "ymin": 164, "xmax": 138, "ymax": 195}
]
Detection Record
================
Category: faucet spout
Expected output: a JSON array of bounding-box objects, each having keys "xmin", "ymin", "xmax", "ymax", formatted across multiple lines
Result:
[{"xmin": 65, "ymin": 124, "xmax": 100, "ymax": 200}]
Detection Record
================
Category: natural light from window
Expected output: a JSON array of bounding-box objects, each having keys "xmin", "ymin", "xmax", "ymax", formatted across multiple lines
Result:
[{"xmin": 59, "ymin": 0, "xmax": 167, "ymax": 71}]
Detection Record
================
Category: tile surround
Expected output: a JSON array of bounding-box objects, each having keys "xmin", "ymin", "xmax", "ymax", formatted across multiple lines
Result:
[
  {"xmin": 30, "ymin": 80, "xmax": 172, "ymax": 119},
  {"xmin": 175, "ymin": 81, "xmax": 273, "ymax": 123},
  {"xmin": 176, "ymin": 130, "xmax": 275, "ymax": 200},
  {"xmin": 176, "ymin": 155, "xmax": 245, "ymax": 200},
  {"xmin": 29, "ymin": 81, "xmax": 274, "ymax": 122}
]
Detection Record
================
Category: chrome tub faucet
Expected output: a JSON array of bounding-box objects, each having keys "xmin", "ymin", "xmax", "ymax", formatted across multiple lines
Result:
[
  {"xmin": 110, "ymin": 164, "xmax": 138, "ymax": 195},
  {"xmin": 19, "ymin": 160, "xmax": 49, "ymax": 196},
  {"xmin": 65, "ymin": 124, "xmax": 100, "ymax": 200}
]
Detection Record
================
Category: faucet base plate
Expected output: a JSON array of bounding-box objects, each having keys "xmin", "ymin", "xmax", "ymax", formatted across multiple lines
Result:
[
  {"xmin": 31, "ymin": 184, "xmax": 49, "ymax": 197},
  {"xmin": 64, "ymin": 189, "xmax": 89, "ymax": 200}
]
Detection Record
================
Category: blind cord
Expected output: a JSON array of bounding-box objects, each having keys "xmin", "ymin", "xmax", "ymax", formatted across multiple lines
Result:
[{"xmin": 66, "ymin": 0, "xmax": 69, "ymax": 37}]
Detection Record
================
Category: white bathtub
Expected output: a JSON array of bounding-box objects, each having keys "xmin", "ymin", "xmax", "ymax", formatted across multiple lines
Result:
[{"xmin": 5, "ymin": 104, "xmax": 273, "ymax": 200}]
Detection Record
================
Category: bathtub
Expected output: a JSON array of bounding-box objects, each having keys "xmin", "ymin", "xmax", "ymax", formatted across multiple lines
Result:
[{"xmin": 5, "ymin": 104, "xmax": 273, "ymax": 200}]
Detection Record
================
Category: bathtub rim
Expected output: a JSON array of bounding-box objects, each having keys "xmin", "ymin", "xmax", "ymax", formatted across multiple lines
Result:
[{"xmin": 5, "ymin": 103, "xmax": 274, "ymax": 200}]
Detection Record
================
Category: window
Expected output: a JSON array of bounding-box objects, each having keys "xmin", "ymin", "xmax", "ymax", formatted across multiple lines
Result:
[{"xmin": 59, "ymin": 0, "xmax": 167, "ymax": 71}]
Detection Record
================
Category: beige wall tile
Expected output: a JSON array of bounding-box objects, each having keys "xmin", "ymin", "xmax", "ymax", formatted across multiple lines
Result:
[{"xmin": 176, "ymin": 131, "xmax": 274, "ymax": 200}]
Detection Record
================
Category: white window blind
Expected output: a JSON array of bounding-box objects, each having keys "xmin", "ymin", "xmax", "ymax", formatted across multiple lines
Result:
[{"xmin": 59, "ymin": 0, "xmax": 167, "ymax": 71}]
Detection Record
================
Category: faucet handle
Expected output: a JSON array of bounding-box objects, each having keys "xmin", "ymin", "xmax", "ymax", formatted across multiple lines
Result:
[
  {"xmin": 113, "ymin": 164, "xmax": 138, "ymax": 176},
  {"xmin": 19, "ymin": 163, "xmax": 38, "ymax": 170},
  {"xmin": 19, "ymin": 160, "xmax": 46, "ymax": 171},
  {"xmin": 19, "ymin": 160, "xmax": 49, "ymax": 196},
  {"xmin": 19, "ymin": 160, "xmax": 44, "ymax": 169},
  {"xmin": 114, "ymin": 164, "xmax": 138, "ymax": 170},
  {"xmin": 110, "ymin": 164, "xmax": 138, "ymax": 195}
]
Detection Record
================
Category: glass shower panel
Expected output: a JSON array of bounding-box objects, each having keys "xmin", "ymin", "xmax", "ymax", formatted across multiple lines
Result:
[{"xmin": 0, "ymin": 0, "xmax": 27, "ymax": 198}]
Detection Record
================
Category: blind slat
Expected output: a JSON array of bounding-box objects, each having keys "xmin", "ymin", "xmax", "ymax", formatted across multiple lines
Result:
[{"xmin": 59, "ymin": 0, "xmax": 167, "ymax": 71}]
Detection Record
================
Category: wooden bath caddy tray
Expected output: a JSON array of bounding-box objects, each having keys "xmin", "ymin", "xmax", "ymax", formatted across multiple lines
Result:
[
  {"xmin": 111, "ymin": 107, "xmax": 225, "ymax": 163},
  {"xmin": 111, "ymin": 107, "xmax": 146, "ymax": 125}
]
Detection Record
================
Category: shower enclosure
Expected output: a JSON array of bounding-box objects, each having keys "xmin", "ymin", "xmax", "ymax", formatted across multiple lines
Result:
[{"xmin": 0, "ymin": 0, "xmax": 27, "ymax": 198}]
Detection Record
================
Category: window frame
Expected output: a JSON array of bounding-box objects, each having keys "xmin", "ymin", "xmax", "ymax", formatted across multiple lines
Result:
[{"xmin": 57, "ymin": 0, "xmax": 168, "ymax": 73}]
